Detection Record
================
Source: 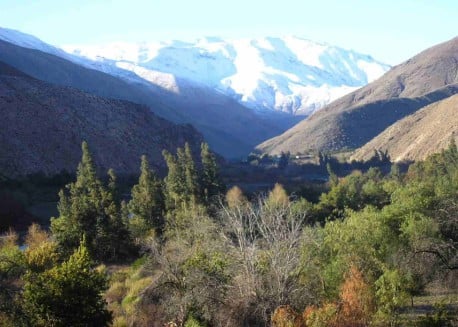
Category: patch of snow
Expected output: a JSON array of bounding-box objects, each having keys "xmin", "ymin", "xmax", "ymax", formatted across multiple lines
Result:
[{"xmin": 0, "ymin": 27, "xmax": 390, "ymax": 117}]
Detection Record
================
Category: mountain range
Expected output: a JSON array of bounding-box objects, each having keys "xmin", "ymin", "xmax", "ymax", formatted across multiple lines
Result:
[
  {"xmin": 258, "ymin": 36, "xmax": 458, "ymax": 158},
  {"xmin": 0, "ymin": 27, "xmax": 389, "ymax": 158},
  {"xmin": 63, "ymin": 36, "xmax": 389, "ymax": 116},
  {"xmin": 1, "ymin": 26, "xmax": 457, "ymax": 173}
]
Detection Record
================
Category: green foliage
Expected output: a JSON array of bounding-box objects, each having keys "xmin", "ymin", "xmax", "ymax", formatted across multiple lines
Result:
[
  {"xmin": 200, "ymin": 143, "xmax": 224, "ymax": 205},
  {"xmin": 415, "ymin": 301, "xmax": 454, "ymax": 327},
  {"xmin": 184, "ymin": 314, "xmax": 207, "ymax": 327},
  {"xmin": 374, "ymin": 269, "xmax": 409, "ymax": 323},
  {"xmin": 315, "ymin": 168, "xmax": 390, "ymax": 222},
  {"xmin": 0, "ymin": 232, "xmax": 26, "ymax": 323},
  {"xmin": 163, "ymin": 142, "xmax": 222, "ymax": 215},
  {"xmin": 162, "ymin": 148, "xmax": 186, "ymax": 211},
  {"xmin": 147, "ymin": 212, "xmax": 231, "ymax": 325},
  {"xmin": 4, "ymin": 134, "xmax": 458, "ymax": 326},
  {"xmin": 304, "ymin": 303, "xmax": 338, "ymax": 327},
  {"xmin": 51, "ymin": 141, "xmax": 132, "ymax": 261},
  {"xmin": 23, "ymin": 241, "xmax": 112, "ymax": 327},
  {"xmin": 0, "ymin": 232, "xmax": 25, "ymax": 280},
  {"xmin": 128, "ymin": 155, "xmax": 164, "ymax": 238}
]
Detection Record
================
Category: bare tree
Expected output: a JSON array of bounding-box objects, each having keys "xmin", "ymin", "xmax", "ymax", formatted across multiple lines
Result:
[{"xmin": 219, "ymin": 191, "xmax": 312, "ymax": 324}]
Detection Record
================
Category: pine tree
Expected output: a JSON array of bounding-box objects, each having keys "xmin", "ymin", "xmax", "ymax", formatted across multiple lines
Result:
[
  {"xmin": 101, "ymin": 169, "xmax": 132, "ymax": 259},
  {"xmin": 51, "ymin": 141, "xmax": 131, "ymax": 261},
  {"xmin": 200, "ymin": 142, "xmax": 223, "ymax": 204},
  {"xmin": 183, "ymin": 142, "xmax": 200, "ymax": 204},
  {"xmin": 163, "ymin": 144, "xmax": 200, "ymax": 211},
  {"xmin": 163, "ymin": 149, "xmax": 185, "ymax": 211},
  {"xmin": 129, "ymin": 155, "xmax": 165, "ymax": 234}
]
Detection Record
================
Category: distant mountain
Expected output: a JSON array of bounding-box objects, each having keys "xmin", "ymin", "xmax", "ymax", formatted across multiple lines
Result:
[
  {"xmin": 63, "ymin": 36, "xmax": 389, "ymax": 116},
  {"xmin": 0, "ymin": 61, "xmax": 203, "ymax": 176},
  {"xmin": 257, "ymin": 36, "xmax": 458, "ymax": 155},
  {"xmin": 351, "ymin": 93, "xmax": 458, "ymax": 162},
  {"xmin": 0, "ymin": 27, "xmax": 389, "ymax": 158},
  {"xmin": 0, "ymin": 30, "xmax": 296, "ymax": 158}
]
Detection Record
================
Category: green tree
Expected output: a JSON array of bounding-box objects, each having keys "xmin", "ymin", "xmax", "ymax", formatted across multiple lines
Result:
[
  {"xmin": 200, "ymin": 142, "xmax": 223, "ymax": 204},
  {"xmin": 0, "ymin": 231, "xmax": 26, "ymax": 325},
  {"xmin": 183, "ymin": 143, "xmax": 200, "ymax": 204},
  {"xmin": 23, "ymin": 241, "xmax": 112, "ymax": 327},
  {"xmin": 51, "ymin": 141, "xmax": 131, "ymax": 261},
  {"xmin": 163, "ymin": 143, "xmax": 201, "ymax": 212},
  {"xmin": 129, "ymin": 155, "xmax": 165, "ymax": 237},
  {"xmin": 163, "ymin": 149, "xmax": 185, "ymax": 211}
]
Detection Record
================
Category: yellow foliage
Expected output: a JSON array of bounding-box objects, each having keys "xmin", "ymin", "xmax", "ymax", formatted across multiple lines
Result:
[
  {"xmin": 25, "ymin": 223, "xmax": 49, "ymax": 250},
  {"xmin": 24, "ymin": 240, "xmax": 58, "ymax": 272},
  {"xmin": 272, "ymin": 305, "xmax": 305, "ymax": 327},
  {"xmin": 225, "ymin": 186, "xmax": 247, "ymax": 209},
  {"xmin": 268, "ymin": 183, "xmax": 289, "ymax": 206},
  {"xmin": 304, "ymin": 303, "xmax": 338, "ymax": 327},
  {"xmin": 0, "ymin": 229, "xmax": 18, "ymax": 248},
  {"xmin": 112, "ymin": 316, "xmax": 128, "ymax": 327}
]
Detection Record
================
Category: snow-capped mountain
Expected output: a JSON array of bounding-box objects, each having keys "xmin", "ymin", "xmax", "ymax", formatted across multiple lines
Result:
[
  {"xmin": 63, "ymin": 36, "xmax": 390, "ymax": 115},
  {"xmin": 0, "ymin": 27, "xmax": 389, "ymax": 116}
]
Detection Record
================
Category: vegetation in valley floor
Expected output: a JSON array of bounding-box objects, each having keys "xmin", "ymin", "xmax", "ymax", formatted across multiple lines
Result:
[{"xmin": 0, "ymin": 141, "xmax": 457, "ymax": 326}]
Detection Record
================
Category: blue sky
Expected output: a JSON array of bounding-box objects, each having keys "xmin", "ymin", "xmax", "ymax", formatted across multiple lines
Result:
[{"xmin": 0, "ymin": 0, "xmax": 456, "ymax": 64}]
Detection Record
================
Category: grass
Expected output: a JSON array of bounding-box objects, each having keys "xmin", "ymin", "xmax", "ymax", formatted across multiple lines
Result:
[{"xmin": 399, "ymin": 292, "xmax": 458, "ymax": 326}]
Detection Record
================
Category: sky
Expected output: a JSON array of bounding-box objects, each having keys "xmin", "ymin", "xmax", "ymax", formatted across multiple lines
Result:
[{"xmin": 0, "ymin": 0, "xmax": 457, "ymax": 65}]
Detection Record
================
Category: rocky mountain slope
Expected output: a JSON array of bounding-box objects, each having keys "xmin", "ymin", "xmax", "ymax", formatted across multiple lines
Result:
[
  {"xmin": 0, "ymin": 61, "xmax": 203, "ymax": 176},
  {"xmin": 0, "ymin": 33, "xmax": 296, "ymax": 158},
  {"xmin": 63, "ymin": 36, "xmax": 389, "ymax": 116},
  {"xmin": 351, "ymin": 93, "xmax": 458, "ymax": 162},
  {"xmin": 257, "ymin": 36, "xmax": 458, "ymax": 155}
]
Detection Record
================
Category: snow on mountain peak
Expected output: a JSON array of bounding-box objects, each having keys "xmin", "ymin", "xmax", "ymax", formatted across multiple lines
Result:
[
  {"xmin": 0, "ymin": 27, "xmax": 390, "ymax": 116},
  {"xmin": 0, "ymin": 27, "xmax": 71, "ymax": 60},
  {"xmin": 63, "ymin": 36, "xmax": 390, "ymax": 115}
]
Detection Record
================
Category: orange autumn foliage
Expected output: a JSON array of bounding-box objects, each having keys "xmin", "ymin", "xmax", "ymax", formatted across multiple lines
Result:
[
  {"xmin": 272, "ymin": 305, "xmax": 305, "ymax": 327},
  {"xmin": 338, "ymin": 265, "xmax": 375, "ymax": 327},
  {"xmin": 302, "ymin": 265, "xmax": 375, "ymax": 327}
]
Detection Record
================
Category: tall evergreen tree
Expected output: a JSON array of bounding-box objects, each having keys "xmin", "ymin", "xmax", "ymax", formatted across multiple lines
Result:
[
  {"xmin": 163, "ymin": 144, "xmax": 201, "ymax": 211},
  {"xmin": 129, "ymin": 155, "xmax": 165, "ymax": 233},
  {"xmin": 200, "ymin": 142, "xmax": 223, "ymax": 204},
  {"xmin": 51, "ymin": 142, "xmax": 131, "ymax": 261},
  {"xmin": 183, "ymin": 142, "xmax": 200, "ymax": 204},
  {"xmin": 163, "ymin": 149, "xmax": 185, "ymax": 211}
]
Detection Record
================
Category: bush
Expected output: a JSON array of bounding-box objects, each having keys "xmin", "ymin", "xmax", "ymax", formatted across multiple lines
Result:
[{"xmin": 271, "ymin": 305, "xmax": 304, "ymax": 327}]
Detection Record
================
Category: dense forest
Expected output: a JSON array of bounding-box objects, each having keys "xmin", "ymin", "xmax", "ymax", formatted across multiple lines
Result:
[{"xmin": 1, "ymin": 141, "xmax": 457, "ymax": 326}]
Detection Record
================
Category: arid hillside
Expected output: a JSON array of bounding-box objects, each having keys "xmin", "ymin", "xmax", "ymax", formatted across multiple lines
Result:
[
  {"xmin": 351, "ymin": 94, "xmax": 458, "ymax": 162},
  {"xmin": 0, "ymin": 61, "xmax": 203, "ymax": 176}
]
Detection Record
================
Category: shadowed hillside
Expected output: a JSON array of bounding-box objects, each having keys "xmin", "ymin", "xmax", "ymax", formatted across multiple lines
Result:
[
  {"xmin": 0, "ymin": 61, "xmax": 203, "ymax": 176},
  {"xmin": 0, "ymin": 39, "xmax": 300, "ymax": 158}
]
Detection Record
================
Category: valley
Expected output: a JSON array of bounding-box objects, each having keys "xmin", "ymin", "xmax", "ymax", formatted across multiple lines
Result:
[{"xmin": 0, "ymin": 22, "xmax": 457, "ymax": 327}]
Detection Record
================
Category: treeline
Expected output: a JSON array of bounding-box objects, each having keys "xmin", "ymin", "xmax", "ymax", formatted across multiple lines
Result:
[{"xmin": 1, "ymin": 141, "xmax": 457, "ymax": 326}]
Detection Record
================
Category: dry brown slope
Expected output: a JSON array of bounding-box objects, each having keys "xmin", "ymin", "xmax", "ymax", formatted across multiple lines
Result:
[
  {"xmin": 257, "ymin": 36, "xmax": 458, "ymax": 155},
  {"xmin": 0, "ymin": 61, "xmax": 203, "ymax": 177},
  {"xmin": 351, "ymin": 94, "xmax": 458, "ymax": 162}
]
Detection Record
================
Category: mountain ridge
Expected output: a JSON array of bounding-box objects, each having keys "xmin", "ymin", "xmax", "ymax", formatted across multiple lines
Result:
[
  {"xmin": 257, "ymin": 36, "xmax": 458, "ymax": 155},
  {"xmin": 351, "ymin": 93, "xmax": 458, "ymax": 162},
  {"xmin": 0, "ymin": 60, "xmax": 203, "ymax": 176},
  {"xmin": 62, "ymin": 35, "xmax": 389, "ymax": 116},
  {"xmin": 0, "ymin": 35, "xmax": 296, "ymax": 158}
]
